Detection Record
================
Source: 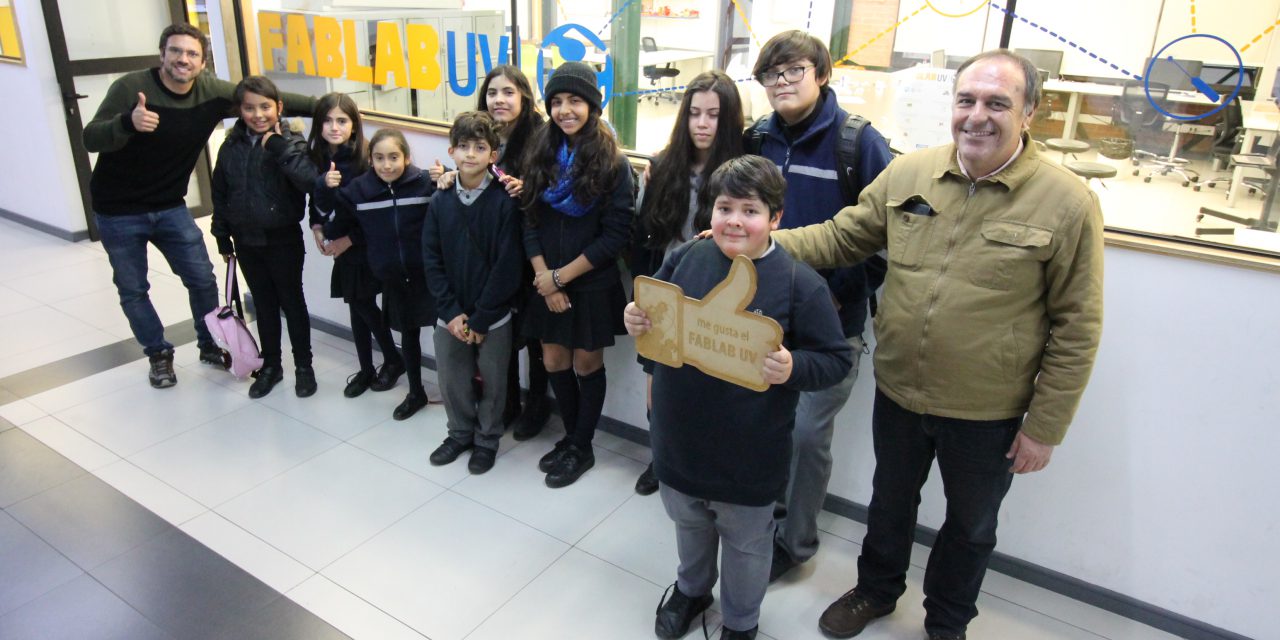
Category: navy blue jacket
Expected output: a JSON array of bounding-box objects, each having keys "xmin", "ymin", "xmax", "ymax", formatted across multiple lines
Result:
[
  {"xmin": 649, "ymin": 239, "xmax": 853, "ymax": 506},
  {"xmin": 752, "ymin": 87, "xmax": 893, "ymax": 337},
  {"xmin": 211, "ymin": 122, "xmax": 316, "ymax": 255},
  {"xmin": 422, "ymin": 180, "xmax": 523, "ymax": 334},
  {"xmin": 318, "ymin": 164, "xmax": 435, "ymax": 283},
  {"xmin": 523, "ymin": 157, "xmax": 635, "ymax": 292},
  {"xmin": 309, "ymin": 144, "xmax": 370, "ymax": 268}
]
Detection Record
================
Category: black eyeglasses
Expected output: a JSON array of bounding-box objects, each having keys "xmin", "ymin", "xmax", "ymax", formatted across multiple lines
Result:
[{"xmin": 756, "ymin": 65, "xmax": 813, "ymax": 87}]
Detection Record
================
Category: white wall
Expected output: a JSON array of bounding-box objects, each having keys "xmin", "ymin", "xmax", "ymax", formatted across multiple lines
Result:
[{"xmin": 0, "ymin": 4, "xmax": 88, "ymax": 234}]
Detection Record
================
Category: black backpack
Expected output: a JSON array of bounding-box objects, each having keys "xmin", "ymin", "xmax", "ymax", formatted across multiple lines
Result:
[
  {"xmin": 744, "ymin": 112, "xmax": 871, "ymax": 205},
  {"xmin": 744, "ymin": 112, "xmax": 887, "ymax": 317}
]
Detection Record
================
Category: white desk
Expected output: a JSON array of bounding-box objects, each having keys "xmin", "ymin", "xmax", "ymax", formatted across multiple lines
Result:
[
  {"xmin": 1043, "ymin": 80, "xmax": 1215, "ymax": 141},
  {"xmin": 1227, "ymin": 104, "xmax": 1280, "ymax": 206},
  {"xmin": 581, "ymin": 47, "xmax": 713, "ymax": 68}
]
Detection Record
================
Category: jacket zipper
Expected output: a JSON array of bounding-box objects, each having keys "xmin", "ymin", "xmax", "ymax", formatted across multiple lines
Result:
[
  {"xmin": 914, "ymin": 179, "xmax": 978, "ymax": 403},
  {"xmin": 389, "ymin": 184, "xmax": 407, "ymax": 274}
]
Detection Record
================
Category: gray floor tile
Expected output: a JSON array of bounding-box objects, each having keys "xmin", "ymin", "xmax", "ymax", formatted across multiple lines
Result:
[
  {"xmin": 90, "ymin": 529, "xmax": 282, "ymax": 639},
  {"xmin": 0, "ymin": 429, "xmax": 84, "ymax": 508},
  {"xmin": 0, "ymin": 512, "xmax": 83, "ymax": 617},
  {"xmin": 200, "ymin": 595, "xmax": 351, "ymax": 640},
  {"xmin": 0, "ymin": 573, "xmax": 172, "ymax": 640},
  {"xmin": 7, "ymin": 473, "xmax": 173, "ymax": 571},
  {"xmin": 0, "ymin": 415, "xmax": 13, "ymax": 434}
]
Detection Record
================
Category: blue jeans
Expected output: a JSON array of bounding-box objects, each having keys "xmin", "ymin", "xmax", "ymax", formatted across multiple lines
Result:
[
  {"xmin": 855, "ymin": 389, "xmax": 1021, "ymax": 636},
  {"xmin": 96, "ymin": 207, "xmax": 218, "ymax": 356}
]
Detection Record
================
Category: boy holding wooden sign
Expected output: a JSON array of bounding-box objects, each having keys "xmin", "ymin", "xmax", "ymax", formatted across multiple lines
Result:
[{"xmin": 624, "ymin": 155, "xmax": 852, "ymax": 640}]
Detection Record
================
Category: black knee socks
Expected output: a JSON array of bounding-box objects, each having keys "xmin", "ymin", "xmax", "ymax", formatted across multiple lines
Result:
[
  {"xmin": 572, "ymin": 368, "xmax": 607, "ymax": 450},
  {"xmin": 547, "ymin": 369, "xmax": 579, "ymax": 442},
  {"xmin": 526, "ymin": 342, "xmax": 548, "ymax": 399}
]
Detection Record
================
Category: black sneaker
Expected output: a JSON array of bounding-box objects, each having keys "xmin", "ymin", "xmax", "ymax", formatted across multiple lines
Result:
[
  {"xmin": 393, "ymin": 391, "xmax": 428, "ymax": 421},
  {"xmin": 544, "ymin": 444, "xmax": 594, "ymax": 488},
  {"xmin": 719, "ymin": 626, "xmax": 758, "ymax": 640},
  {"xmin": 654, "ymin": 582, "xmax": 713, "ymax": 639},
  {"xmin": 148, "ymin": 350, "xmax": 177, "ymax": 389},
  {"xmin": 370, "ymin": 360, "xmax": 405, "ymax": 392},
  {"xmin": 344, "ymin": 370, "xmax": 375, "ymax": 398},
  {"xmin": 512, "ymin": 395, "xmax": 551, "ymax": 440},
  {"xmin": 468, "ymin": 447, "xmax": 497, "ymax": 474},
  {"xmin": 295, "ymin": 365, "xmax": 317, "ymax": 398},
  {"xmin": 635, "ymin": 463, "xmax": 658, "ymax": 496},
  {"xmin": 537, "ymin": 439, "xmax": 571, "ymax": 473},
  {"xmin": 769, "ymin": 540, "xmax": 801, "ymax": 583},
  {"xmin": 817, "ymin": 588, "xmax": 895, "ymax": 638},
  {"xmin": 198, "ymin": 344, "xmax": 229, "ymax": 369},
  {"xmin": 429, "ymin": 438, "xmax": 473, "ymax": 465},
  {"xmin": 248, "ymin": 365, "xmax": 283, "ymax": 398}
]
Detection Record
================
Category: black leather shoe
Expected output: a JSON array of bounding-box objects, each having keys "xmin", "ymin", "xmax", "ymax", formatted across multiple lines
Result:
[
  {"xmin": 512, "ymin": 395, "xmax": 551, "ymax": 440},
  {"xmin": 344, "ymin": 369, "xmax": 375, "ymax": 398},
  {"xmin": 769, "ymin": 540, "xmax": 801, "ymax": 583},
  {"xmin": 719, "ymin": 626, "xmax": 758, "ymax": 640},
  {"xmin": 544, "ymin": 444, "xmax": 594, "ymax": 488},
  {"xmin": 248, "ymin": 365, "xmax": 283, "ymax": 398},
  {"xmin": 654, "ymin": 582, "xmax": 713, "ymax": 639},
  {"xmin": 468, "ymin": 447, "xmax": 497, "ymax": 474},
  {"xmin": 295, "ymin": 365, "xmax": 317, "ymax": 398},
  {"xmin": 538, "ymin": 439, "xmax": 571, "ymax": 473},
  {"xmin": 818, "ymin": 588, "xmax": 895, "ymax": 638},
  {"xmin": 429, "ymin": 438, "xmax": 473, "ymax": 466},
  {"xmin": 635, "ymin": 463, "xmax": 658, "ymax": 496},
  {"xmin": 370, "ymin": 360, "xmax": 405, "ymax": 392},
  {"xmin": 393, "ymin": 392, "xmax": 428, "ymax": 421},
  {"xmin": 927, "ymin": 632, "xmax": 966, "ymax": 640}
]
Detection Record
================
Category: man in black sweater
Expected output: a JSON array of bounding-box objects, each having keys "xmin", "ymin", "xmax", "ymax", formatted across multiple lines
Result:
[
  {"xmin": 83, "ymin": 24, "xmax": 313, "ymax": 389},
  {"xmin": 625, "ymin": 156, "xmax": 852, "ymax": 640}
]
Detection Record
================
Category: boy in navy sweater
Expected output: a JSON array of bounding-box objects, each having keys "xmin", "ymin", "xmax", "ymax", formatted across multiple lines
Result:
[
  {"xmin": 422, "ymin": 112, "xmax": 523, "ymax": 474},
  {"xmin": 624, "ymin": 155, "xmax": 852, "ymax": 640}
]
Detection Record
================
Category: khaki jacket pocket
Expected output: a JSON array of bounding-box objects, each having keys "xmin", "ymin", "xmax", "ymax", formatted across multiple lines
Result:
[
  {"xmin": 968, "ymin": 220, "xmax": 1053, "ymax": 290},
  {"xmin": 886, "ymin": 195, "xmax": 938, "ymax": 269}
]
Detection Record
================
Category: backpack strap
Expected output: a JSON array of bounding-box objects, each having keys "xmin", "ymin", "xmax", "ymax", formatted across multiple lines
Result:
[
  {"xmin": 835, "ymin": 114, "xmax": 870, "ymax": 205},
  {"xmin": 743, "ymin": 114, "xmax": 770, "ymax": 156}
]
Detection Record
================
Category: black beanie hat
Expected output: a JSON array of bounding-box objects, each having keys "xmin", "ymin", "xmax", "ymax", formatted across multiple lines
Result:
[{"xmin": 544, "ymin": 61, "xmax": 603, "ymax": 114}]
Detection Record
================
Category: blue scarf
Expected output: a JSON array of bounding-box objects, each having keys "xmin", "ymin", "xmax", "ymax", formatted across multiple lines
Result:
[{"xmin": 541, "ymin": 140, "xmax": 590, "ymax": 218}]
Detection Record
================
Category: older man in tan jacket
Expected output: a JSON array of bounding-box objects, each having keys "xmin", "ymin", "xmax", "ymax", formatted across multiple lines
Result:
[{"xmin": 773, "ymin": 50, "xmax": 1103, "ymax": 640}]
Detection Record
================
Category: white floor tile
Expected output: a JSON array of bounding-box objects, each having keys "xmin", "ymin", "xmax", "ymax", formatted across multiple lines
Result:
[
  {"xmin": 576, "ymin": 492, "xmax": 677, "ymax": 587},
  {"xmin": 216, "ymin": 444, "xmax": 444, "ymax": 570},
  {"xmin": 0, "ymin": 306, "xmax": 103, "ymax": 360},
  {"xmin": 452, "ymin": 436, "xmax": 645, "ymax": 544},
  {"xmin": 0, "ymin": 399, "xmax": 45, "ymax": 426},
  {"xmin": 980, "ymin": 571, "xmax": 1181, "ymax": 640},
  {"xmin": 0, "ymin": 284, "xmax": 43, "ymax": 317},
  {"xmin": 323, "ymin": 491, "xmax": 569, "ymax": 640},
  {"xmin": 180, "ymin": 511, "xmax": 316, "ymax": 594},
  {"xmin": 287, "ymin": 575, "xmax": 427, "ymax": 640},
  {"xmin": 94, "ymin": 459, "xmax": 207, "ymax": 526},
  {"xmin": 20, "ymin": 415, "xmax": 119, "ymax": 471},
  {"xmin": 50, "ymin": 276, "xmax": 193, "ymax": 336},
  {"xmin": 127, "ymin": 403, "xmax": 339, "ymax": 507},
  {"xmin": 593, "ymin": 428, "xmax": 653, "ymax": 464},
  {"xmin": 5, "ymin": 257, "xmax": 116, "ymax": 305},
  {"xmin": 258, "ymin": 366, "xmax": 406, "ymax": 441},
  {"xmin": 25, "ymin": 363, "xmax": 146, "ymax": 414},
  {"xmin": 0, "ymin": 328, "xmax": 122, "ymax": 378},
  {"xmin": 466, "ymin": 548, "xmax": 671, "ymax": 640},
  {"xmin": 347, "ymin": 410, "xmax": 468, "ymax": 486},
  {"xmin": 53, "ymin": 371, "xmax": 251, "ymax": 457}
]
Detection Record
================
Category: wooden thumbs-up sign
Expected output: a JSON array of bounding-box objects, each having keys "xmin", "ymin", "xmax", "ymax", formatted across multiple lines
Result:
[{"xmin": 634, "ymin": 255, "xmax": 783, "ymax": 392}]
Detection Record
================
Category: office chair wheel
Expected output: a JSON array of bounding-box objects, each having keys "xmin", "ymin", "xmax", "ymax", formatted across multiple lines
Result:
[
  {"xmin": 1182, "ymin": 181, "xmax": 1190, "ymax": 187},
  {"xmin": 1144, "ymin": 176, "xmax": 1152, "ymax": 183},
  {"xmin": 1132, "ymin": 170, "xmax": 1140, "ymax": 176},
  {"xmin": 1193, "ymin": 185, "xmax": 1201, "ymax": 191},
  {"xmin": 1249, "ymin": 188, "xmax": 1258, "ymax": 195},
  {"xmin": 1196, "ymin": 214, "xmax": 1205, "ymax": 222}
]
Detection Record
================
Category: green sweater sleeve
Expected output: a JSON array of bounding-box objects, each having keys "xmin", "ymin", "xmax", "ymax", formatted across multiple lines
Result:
[{"xmin": 83, "ymin": 74, "xmax": 143, "ymax": 153}]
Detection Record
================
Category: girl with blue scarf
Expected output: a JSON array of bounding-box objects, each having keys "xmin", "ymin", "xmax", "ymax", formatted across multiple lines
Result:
[{"xmin": 519, "ymin": 62, "xmax": 635, "ymax": 489}]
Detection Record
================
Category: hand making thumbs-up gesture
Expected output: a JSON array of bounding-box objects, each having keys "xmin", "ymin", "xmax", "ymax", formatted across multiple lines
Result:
[
  {"xmin": 132, "ymin": 92, "xmax": 159, "ymax": 132},
  {"xmin": 324, "ymin": 161, "xmax": 342, "ymax": 188}
]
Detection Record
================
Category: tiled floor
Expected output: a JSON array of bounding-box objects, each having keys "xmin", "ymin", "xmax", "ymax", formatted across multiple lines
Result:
[{"xmin": 0, "ymin": 215, "xmax": 1185, "ymax": 639}]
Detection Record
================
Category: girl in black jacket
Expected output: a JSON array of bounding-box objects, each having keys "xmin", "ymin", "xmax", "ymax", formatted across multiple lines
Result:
[
  {"xmin": 317, "ymin": 129, "xmax": 437, "ymax": 421},
  {"xmin": 519, "ymin": 62, "xmax": 635, "ymax": 488},
  {"xmin": 307, "ymin": 93, "xmax": 405, "ymax": 399},
  {"xmin": 211, "ymin": 75, "xmax": 318, "ymax": 399}
]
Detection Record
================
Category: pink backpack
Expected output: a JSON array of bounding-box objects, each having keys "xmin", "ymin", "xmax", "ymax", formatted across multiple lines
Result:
[{"xmin": 203, "ymin": 257, "xmax": 263, "ymax": 379}]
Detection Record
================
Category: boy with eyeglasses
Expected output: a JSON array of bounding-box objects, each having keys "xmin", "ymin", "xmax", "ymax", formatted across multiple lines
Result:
[{"xmin": 746, "ymin": 29, "xmax": 893, "ymax": 583}]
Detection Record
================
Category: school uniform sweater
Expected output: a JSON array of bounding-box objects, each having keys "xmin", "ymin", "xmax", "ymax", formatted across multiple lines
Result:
[
  {"xmin": 318, "ymin": 165, "xmax": 436, "ymax": 283},
  {"xmin": 648, "ymin": 239, "xmax": 853, "ymax": 506},
  {"xmin": 752, "ymin": 87, "xmax": 893, "ymax": 338},
  {"xmin": 309, "ymin": 145, "xmax": 372, "ymax": 269},
  {"xmin": 83, "ymin": 68, "xmax": 314, "ymax": 215},
  {"xmin": 422, "ymin": 179, "xmax": 523, "ymax": 334},
  {"xmin": 210, "ymin": 122, "xmax": 316, "ymax": 255},
  {"xmin": 522, "ymin": 157, "xmax": 635, "ymax": 293}
]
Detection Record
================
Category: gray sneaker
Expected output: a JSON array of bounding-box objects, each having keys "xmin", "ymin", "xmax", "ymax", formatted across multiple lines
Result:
[{"xmin": 148, "ymin": 350, "xmax": 177, "ymax": 389}]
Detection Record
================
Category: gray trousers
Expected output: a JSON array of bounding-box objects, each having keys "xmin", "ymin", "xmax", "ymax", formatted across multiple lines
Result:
[
  {"xmin": 776, "ymin": 335, "xmax": 864, "ymax": 562},
  {"xmin": 433, "ymin": 321, "xmax": 513, "ymax": 451},
  {"xmin": 659, "ymin": 484, "xmax": 775, "ymax": 632}
]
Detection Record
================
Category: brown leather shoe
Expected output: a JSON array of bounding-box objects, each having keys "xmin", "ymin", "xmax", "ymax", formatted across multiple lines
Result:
[{"xmin": 818, "ymin": 589, "xmax": 894, "ymax": 638}]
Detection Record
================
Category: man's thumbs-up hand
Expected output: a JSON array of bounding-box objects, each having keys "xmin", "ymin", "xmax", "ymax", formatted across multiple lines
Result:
[{"xmin": 132, "ymin": 92, "xmax": 159, "ymax": 132}]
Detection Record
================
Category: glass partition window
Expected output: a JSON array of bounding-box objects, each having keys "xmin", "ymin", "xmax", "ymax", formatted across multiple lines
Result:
[{"xmin": 242, "ymin": 0, "xmax": 1280, "ymax": 258}]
